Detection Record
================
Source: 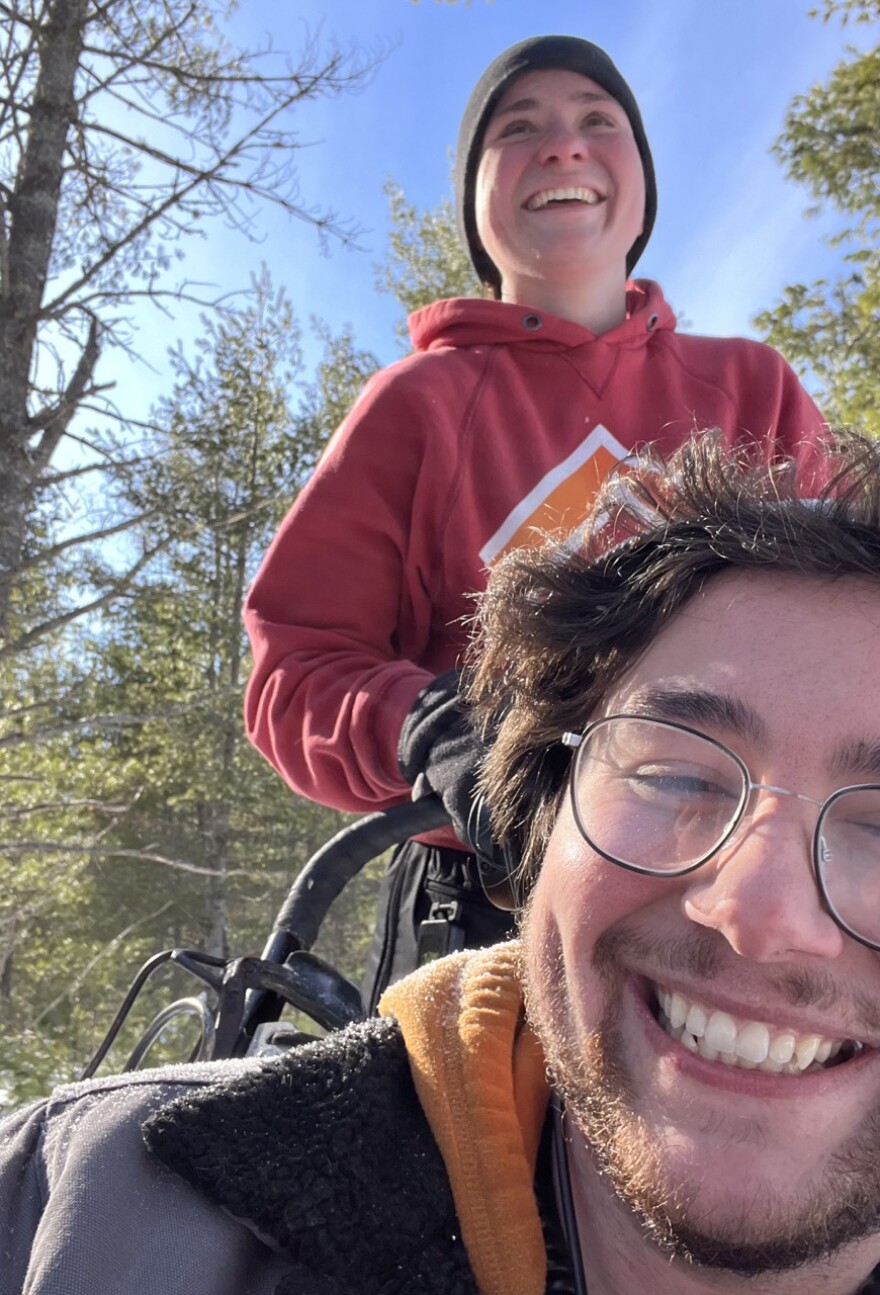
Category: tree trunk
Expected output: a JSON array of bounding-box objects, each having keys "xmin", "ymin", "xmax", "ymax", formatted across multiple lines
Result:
[
  {"xmin": 0, "ymin": 0, "xmax": 89, "ymax": 633},
  {"xmin": 199, "ymin": 799, "xmax": 230, "ymax": 959},
  {"xmin": 0, "ymin": 447, "xmax": 33, "ymax": 638},
  {"xmin": 0, "ymin": 914, "xmax": 15, "ymax": 999}
]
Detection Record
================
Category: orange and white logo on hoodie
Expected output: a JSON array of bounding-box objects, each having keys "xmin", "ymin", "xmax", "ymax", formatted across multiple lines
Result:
[{"xmin": 479, "ymin": 425, "xmax": 628, "ymax": 565}]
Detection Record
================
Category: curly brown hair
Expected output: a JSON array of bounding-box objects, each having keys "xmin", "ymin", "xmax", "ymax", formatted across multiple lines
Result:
[{"xmin": 466, "ymin": 429, "xmax": 880, "ymax": 897}]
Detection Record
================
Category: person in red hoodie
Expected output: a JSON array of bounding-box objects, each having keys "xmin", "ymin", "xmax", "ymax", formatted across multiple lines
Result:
[{"xmin": 243, "ymin": 35, "xmax": 825, "ymax": 1008}]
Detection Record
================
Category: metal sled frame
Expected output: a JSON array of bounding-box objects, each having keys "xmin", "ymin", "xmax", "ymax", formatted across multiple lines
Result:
[{"xmin": 81, "ymin": 797, "xmax": 449, "ymax": 1078}]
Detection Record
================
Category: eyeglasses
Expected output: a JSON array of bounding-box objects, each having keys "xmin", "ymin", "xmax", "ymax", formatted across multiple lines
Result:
[{"xmin": 561, "ymin": 715, "xmax": 880, "ymax": 952}]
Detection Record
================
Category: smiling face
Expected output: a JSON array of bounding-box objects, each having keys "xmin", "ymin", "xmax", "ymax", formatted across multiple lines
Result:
[
  {"xmin": 522, "ymin": 570, "xmax": 880, "ymax": 1281},
  {"xmin": 474, "ymin": 68, "xmax": 646, "ymax": 308}
]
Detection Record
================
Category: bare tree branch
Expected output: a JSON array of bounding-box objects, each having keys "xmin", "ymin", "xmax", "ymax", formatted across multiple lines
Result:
[
  {"xmin": 0, "ymin": 2, "xmax": 380, "ymax": 633},
  {"xmin": 30, "ymin": 315, "xmax": 101, "ymax": 470},
  {"xmin": 29, "ymin": 897, "xmax": 175, "ymax": 1027},
  {"xmin": 0, "ymin": 536, "xmax": 171, "ymax": 658},
  {"xmin": 0, "ymin": 684, "xmax": 240, "ymax": 749},
  {"xmin": 1, "ymin": 839, "xmax": 281, "ymax": 880},
  {"xmin": 0, "ymin": 797, "xmax": 130, "ymax": 821},
  {"xmin": 0, "ymin": 507, "xmax": 160, "ymax": 586}
]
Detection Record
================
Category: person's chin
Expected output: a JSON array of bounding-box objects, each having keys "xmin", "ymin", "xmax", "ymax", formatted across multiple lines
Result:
[{"xmin": 554, "ymin": 966, "xmax": 880, "ymax": 1273}]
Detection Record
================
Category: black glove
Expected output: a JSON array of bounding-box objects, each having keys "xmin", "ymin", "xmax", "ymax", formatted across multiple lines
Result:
[{"xmin": 398, "ymin": 669, "xmax": 487, "ymax": 848}]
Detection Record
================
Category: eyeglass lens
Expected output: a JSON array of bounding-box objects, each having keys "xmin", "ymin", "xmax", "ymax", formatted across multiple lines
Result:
[
  {"xmin": 817, "ymin": 790, "xmax": 880, "ymax": 947},
  {"xmin": 572, "ymin": 717, "xmax": 880, "ymax": 948}
]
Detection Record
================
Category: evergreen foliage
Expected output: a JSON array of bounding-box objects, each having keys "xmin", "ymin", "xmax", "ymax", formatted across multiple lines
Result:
[
  {"xmin": 375, "ymin": 180, "xmax": 482, "ymax": 340},
  {"xmin": 0, "ymin": 280, "xmax": 382, "ymax": 1106},
  {"xmin": 755, "ymin": 0, "xmax": 879, "ymax": 436}
]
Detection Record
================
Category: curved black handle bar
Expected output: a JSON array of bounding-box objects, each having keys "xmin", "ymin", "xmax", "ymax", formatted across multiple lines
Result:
[
  {"xmin": 81, "ymin": 795, "xmax": 451, "ymax": 1076},
  {"xmin": 260, "ymin": 795, "xmax": 450, "ymax": 967},
  {"xmin": 240, "ymin": 795, "xmax": 448, "ymax": 1041}
]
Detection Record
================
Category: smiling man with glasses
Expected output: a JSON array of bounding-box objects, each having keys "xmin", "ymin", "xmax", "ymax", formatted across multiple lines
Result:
[
  {"xmin": 3, "ymin": 430, "xmax": 880, "ymax": 1295},
  {"xmin": 466, "ymin": 427, "xmax": 880, "ymax": 1291}
]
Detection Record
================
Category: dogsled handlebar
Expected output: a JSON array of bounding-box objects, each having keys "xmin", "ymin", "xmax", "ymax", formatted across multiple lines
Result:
[
  {"xmin": 81, "ymin": 795, "xmax": 450, "ymax": 1078},
  {"xmin": 260, "ymin": 794, "xmax": 450, "ymax": 964}
]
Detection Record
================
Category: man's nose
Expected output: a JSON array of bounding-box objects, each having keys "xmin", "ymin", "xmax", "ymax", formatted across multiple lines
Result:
[
  {"xmin": 681, "ymin": 798, "xmax": 844, "ymax": 962},
  {"xmin": 537, "ymin": 123, "xmax": 588, "ymax": 165}
]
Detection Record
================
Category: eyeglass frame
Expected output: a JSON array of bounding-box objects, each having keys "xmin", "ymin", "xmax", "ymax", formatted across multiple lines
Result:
[{"xmin": 561, "ymin": 714, "xmax": 880, "ymax": 953}]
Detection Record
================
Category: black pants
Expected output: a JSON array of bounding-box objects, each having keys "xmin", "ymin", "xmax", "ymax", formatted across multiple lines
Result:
[{"xmin": 361, "ymin": 839, "xmax": 516, "ymax": 1014}]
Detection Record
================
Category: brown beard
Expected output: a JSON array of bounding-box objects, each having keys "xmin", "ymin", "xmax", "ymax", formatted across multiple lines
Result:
[{"xmin": 520, "ymin": 908, "xmax": 880, "ymax": 1278}]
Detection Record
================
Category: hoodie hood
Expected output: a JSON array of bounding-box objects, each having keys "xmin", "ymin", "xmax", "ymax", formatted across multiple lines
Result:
[{"xmin": 409, "ymin": 279, "xmax": 676, "ymax": 354}]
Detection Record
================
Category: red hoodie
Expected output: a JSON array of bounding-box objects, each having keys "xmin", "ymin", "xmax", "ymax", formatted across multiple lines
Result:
[{"xmin": 244, "ymin": 283, "xmax": 824, "ymax": 825}]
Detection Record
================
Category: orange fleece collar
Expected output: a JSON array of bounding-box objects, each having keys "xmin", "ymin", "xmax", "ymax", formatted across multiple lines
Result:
[{"xmin": 380, "ymin": 941, "xmax": 550, "ymax": 1295}]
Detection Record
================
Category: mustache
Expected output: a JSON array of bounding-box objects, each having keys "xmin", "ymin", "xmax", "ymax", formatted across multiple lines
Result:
[{"xmin": 594, "ymin": 924, "xmax": 880, "ymax": 1037}]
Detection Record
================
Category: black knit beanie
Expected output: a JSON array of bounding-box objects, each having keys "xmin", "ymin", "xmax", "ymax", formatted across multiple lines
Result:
[{"xmin": 455, "ymin": 35, "xmax": 657, "ymax": 295}]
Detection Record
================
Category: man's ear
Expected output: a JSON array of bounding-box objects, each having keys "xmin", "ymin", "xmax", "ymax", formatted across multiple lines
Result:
[{"xmin": 468, "ymin": 794, "xmax": 521, "ymax": 912}]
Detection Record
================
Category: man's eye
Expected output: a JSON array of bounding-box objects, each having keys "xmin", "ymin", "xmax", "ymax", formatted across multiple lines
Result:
[
  {"xmin": 843, "ymin": 818, "xmax": 880, "ymax": 841},
  {"xmin": 583, "ymin": 111, "xmax": 615, "ymax": 129},
  {"xmin": 626, "ymin": 767, "xmax": 739, "ymax": 801},
  {"xmin": 497, "ymin": 119, "xmax": 534, "ymax": 139}
]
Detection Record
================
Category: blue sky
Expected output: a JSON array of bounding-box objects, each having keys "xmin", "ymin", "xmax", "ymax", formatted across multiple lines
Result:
[{"xmin": 102, "ymin": 0, "xmax": 867, "ymax": 403}]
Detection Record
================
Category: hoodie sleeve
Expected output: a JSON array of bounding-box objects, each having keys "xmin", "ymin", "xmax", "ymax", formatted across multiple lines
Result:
[
  {"xmin": 742, "ymin": 342, "xmax": 826, "ymax": 457},
  {"xmin": 688, "ymin": 336, "xmax": 826, "ymax": 459},
  {"xmin": 243, "ymin": 358, "xmax": 465, "ymax": 813}
]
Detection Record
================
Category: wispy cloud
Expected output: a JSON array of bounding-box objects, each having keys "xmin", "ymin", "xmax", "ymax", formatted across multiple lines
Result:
[{"xmin": 663, "ymin": 138, "xmax": 844, "ymax": 338}]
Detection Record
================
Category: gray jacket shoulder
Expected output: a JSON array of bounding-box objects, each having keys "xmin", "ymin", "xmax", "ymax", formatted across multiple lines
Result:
[{"xmin": 0, "ymin": 1060, "xmax": 288, "ymax": 1295}]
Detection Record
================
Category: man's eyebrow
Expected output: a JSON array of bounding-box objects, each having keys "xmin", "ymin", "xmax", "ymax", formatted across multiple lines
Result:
[
  {"xmin": 620, "ymin": 691, "xmax": 880, "ymax": 781},
  {"xmin": 492, "ymin": 90, "xmax": 613, "ymax": 118},
  {"xmin": 621, "ymin": 687, "xmax": 768, "ymax": 746},
  {"xmin": 831, "ymin": 739, "xmax": 880, "ymax": 781}
]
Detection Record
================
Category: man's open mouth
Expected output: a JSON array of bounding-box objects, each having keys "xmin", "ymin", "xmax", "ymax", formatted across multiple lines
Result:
[
  {"xmin": 651, "ymin": 982, "xmax": 866, "ymax": 1074},
  {"xmin": 523, "ymin": 186, "xmax": 603, "ymax": 211}
]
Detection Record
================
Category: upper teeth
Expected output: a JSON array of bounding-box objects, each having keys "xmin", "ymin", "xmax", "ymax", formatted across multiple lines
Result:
[
  {"xmin": 525, "ymin": 187, "xmax": 601, "ymax": 210},
  {"xmin": 656, "ymin": 985, "xmax": 859, "ymax": 1074}
]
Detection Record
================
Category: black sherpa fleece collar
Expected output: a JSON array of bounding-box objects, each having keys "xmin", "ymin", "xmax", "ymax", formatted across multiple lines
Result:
[
  {"xmin": 141, "ymin": 1014, "xmax": 880, "ymax": 1295},
  {"xmin": 142, "ymin": 1016, "xmax": 478, "ymax": 1295}
]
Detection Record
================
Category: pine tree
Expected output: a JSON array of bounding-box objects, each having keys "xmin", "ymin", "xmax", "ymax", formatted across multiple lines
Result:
[
  {"xmin": 754, "ymin": 0, "xmax": 879, "ymax": 436},
  {"xmin": 0, "ymin": 278, "xmax": 385, "ymax": 1103}
]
